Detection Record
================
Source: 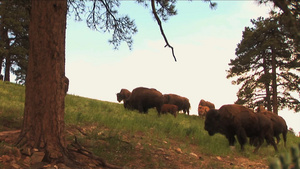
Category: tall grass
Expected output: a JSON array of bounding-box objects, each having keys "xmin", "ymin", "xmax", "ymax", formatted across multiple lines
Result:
[
  {"xmin": 64, "ymin": 93, "xmax": 235, "ymax": 156},
  {"xmin": 0, "ymin": 81, "xmax": 24, "ymax": 130},
  {"xmin": 63, "ymin": 88, "xmax": 300, "ymax": 160},
  {"xmin": 1, "ymin": 81, "xmax": 300, "ymax": 162}
]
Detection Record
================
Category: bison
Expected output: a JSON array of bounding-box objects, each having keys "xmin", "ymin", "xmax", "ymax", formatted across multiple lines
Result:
[
  {"xmin": 198, "ymin": 105, "xmax": 210, "ymax": 118},
  {"xmin": 199, "ymin": 99, "xmax": 215, "ymax": 109},
  {"xmin": 204, "ymin": 104, "xmax": 277, "ymax": 152},
  {"xmin": 163, "ymin": 94, "xmax": 190, "ymax": 115},
  {"xmin": 124, "ymin": 87, "xmax": 164, "ymax": 114},
  {"xmin": 63, "ymin": 76, "xmax": 69, "ymax": 94},
  {"xmin": 161, "ymin": 104, "xmax": 178, "ymax": 118},
  {"xmin": 198, "ymin": 100, "xmax": 215, "ymax": 118},
  {"xmin": 116, "ymin": 89, "xmax": 131, "ymax": 103},
  {"xmin": 256, "ymin": 105, "xmax": 287, "ymax": 147}
]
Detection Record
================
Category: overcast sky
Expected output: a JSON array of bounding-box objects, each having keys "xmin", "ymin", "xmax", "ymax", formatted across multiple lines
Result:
[{"xmin": 65, "ymin": 1, "xmax": 300, "ymax": 135}]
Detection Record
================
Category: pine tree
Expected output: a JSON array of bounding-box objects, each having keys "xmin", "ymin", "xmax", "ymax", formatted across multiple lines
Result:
[
  {"xmin": 0, "ymin": 0, "xmax": 29, "ymax": 83},
  {"xmin": 227, "ymin": 16, "xmax": 300, "ymax": 113},
  {"xmin": 17, "ymin": 0, "xmax": 204, "ymax": 167}
]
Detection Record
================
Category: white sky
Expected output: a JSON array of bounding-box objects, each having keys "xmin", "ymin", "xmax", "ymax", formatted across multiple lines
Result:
[{"xmin": 65, "ymin": 1, "xmax": 300, "ymax": 135}]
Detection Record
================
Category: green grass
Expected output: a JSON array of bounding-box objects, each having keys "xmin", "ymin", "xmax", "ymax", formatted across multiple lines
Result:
[
  {"xmin": 64, "ymin": 94, "xmax": 241, "ymax": 156},
  {"xmin": 1, "ymin": 81, "xmax": 300, "ymax": 167},
  {"xmin": 0, "ymin": 81, "xmax": 24, "ymax": 130}
]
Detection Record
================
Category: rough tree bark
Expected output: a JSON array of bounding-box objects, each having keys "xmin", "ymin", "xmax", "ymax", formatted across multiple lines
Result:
[
  {"xmin": 17, "ymin": 0, "xmax": 68, "ymax": 162},
  {"xmin": 1, "ymin": 27, "xmax": 10, "ymax": 82},
  {"xmin": 0, "ymin": 4, "xmax": 5, "ymax": 81},
  {"xmin": 271, "ymin": 46, "xmax": 278, "ymax": 114},
  {"xmin": 262, "ymin": 53, "xmax": 272, "ymax": 111},
  {"xmin": 4, "ymin": 54, "xmax": 11, "ymax": 82},
  {"xmin": 16, "ymin": 1, "xmax": 121, "ymax": 168}
]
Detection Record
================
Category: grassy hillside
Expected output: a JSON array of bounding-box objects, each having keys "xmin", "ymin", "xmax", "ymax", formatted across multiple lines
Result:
[{"xmin": 1, "ymin": 81, "xmax": 299, "ymax": 168}]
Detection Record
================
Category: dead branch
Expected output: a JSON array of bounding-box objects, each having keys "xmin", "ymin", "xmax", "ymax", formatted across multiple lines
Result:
[
  {"xmin": 151, "ymin": 0, "xmax": 177, "ymax": 62},
  {"xmin": 74, "ymin": 126, "xmax": 87, "ymax": 136},
  {"xmin": 0, "ymin": 130, "xmax": 21, "ymax": 137}
]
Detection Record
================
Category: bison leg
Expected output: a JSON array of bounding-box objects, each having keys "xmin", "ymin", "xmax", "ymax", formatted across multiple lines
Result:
[
  {"xmin": 253, "ymin": 138, "xmax": 263, "ymax": 153},
  {"xmin": 156, "ymin": 106, "xmax": 162, "ymax": 115},
  {"xmin": 157, "ymin": 110, "xmax": 162, "ymax": 117},
  {"xmin": 263, "ymin": 134, "xmax": 278, "ymax": 152},
  {"xmin": 236, "ymin": 129, "xmax": 247, "ymax": 151},
  {"xmin": 137, "ymin": 104, "xmax": 143, "ymax": 113},
  {"xmin": 282, "ymin": 132, "xmax": 287, "ymax": 147},
  {"xmin": 275, "ymin": 135, "xmax": 280, "ymax": 145},
  {"xmin": 269, "ymin": 136, "xmax": 278, "ymax": 152},
  {"xmin": 249, "ymin": 137, "xmax": 260, "ymax": 146},
  {"xmin": 225, "ymin": 134, "xmax": 236, "ymax": 146},
  {"xmin": 186, "ymin": 109, "xmax": 189, "ymax": 115},
  {"xmin": 137, "ymin": 105, "xmax": 148, "ymax": 114},
  {"xmin": 143, "ymin": 107, "xmax": 149, "ymax": 114},
  {"xmin": 173, "ymin": 111, "xmax": 177, "ymax": 118}
]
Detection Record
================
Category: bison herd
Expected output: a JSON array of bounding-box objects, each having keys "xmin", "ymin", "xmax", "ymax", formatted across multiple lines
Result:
[
  {"xmin": 117, "ymin": 87, "xmax": 190, "ymax": 117},
  {"xmin": 204, "ymin": 104, "xmax": 287, "ymax": 152},
  {"xmin": 117, "ymin": 87, "xmax": 288, "ymax": 152}
]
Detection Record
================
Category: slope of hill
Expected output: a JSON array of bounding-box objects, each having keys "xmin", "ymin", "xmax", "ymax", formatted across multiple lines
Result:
[{"xmin": 0, "ymin": 81, "xmax": 299, "ymax": 168}]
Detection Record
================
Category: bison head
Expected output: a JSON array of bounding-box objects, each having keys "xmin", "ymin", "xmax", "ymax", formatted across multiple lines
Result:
[
  {"xmin": 117, "ymin": 89, "xmax": 131, "ymax": 102},
  {"xmin": 204, "ymin": 109, "xmax": 220, "ymax": 136},
  {"xmin": 198, "ymin": 105, "xmax": 210, "ymax": 116},
  {"xmin": 116, "ymin": 93, "xmax": 122, "ymax": 102}
]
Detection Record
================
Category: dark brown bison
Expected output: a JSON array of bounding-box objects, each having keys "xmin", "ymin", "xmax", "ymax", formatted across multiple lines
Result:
[
  {"xmin": 161, "ymin": 104, "xmax": 178, "ymax": 118},
  {"xmin": 257, "ymin": 106, "xmax": 287, "ymax": 147},
  {"xmin": 124, "ymin": 87, "xmax": 164, "ymax": 114},
  {"xmin": 116, "ymin": 89, "xmax": 131, "ymax": 103},
  {"xmin": 163, "ymin": 94, "xmax": 190, "ymax": 115},
  {"xmin": 204, "ymin": 104, "xmax": 277, "ymax": 152}
]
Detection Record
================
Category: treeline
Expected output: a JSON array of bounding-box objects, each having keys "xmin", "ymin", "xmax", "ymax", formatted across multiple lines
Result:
[{"xmin": 0, "ymin": 0, "xmax": 29, "ymax": 84}]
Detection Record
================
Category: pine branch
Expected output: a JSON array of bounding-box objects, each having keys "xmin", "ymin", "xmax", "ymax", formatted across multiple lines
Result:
[{"xmin": 151, "ymin": 0, "xmax": 177, "ymax": 62}]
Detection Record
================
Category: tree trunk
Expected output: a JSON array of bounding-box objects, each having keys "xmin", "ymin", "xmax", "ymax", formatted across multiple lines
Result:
[
  {"xmin": 1, "ymin": 26, "xmax": 10, "ymax": 82},
  {"xmin": 4, "ymin": 54, "xmax": 11, "ymax": 82},
  {"xmin": 0, "ymin": 57, "xmax": 3, "ymax": 80},
  {"xmin": 262, "ymin": 53, "xmax": 272, "ymax": 111},
  {"xmin": 0, "ymin": 42, "xmax": 3, "ymax": 80},
  {"xmin": 271, "ymin": 46, "xmax": 278, "ymax": 114},
  {"xmin": 17, "ymin": 0, "xmax": 68, "ymax": 162},
  {"xmin": 0, "ymin": 7, "xmax": 5, "ymax": 81}
]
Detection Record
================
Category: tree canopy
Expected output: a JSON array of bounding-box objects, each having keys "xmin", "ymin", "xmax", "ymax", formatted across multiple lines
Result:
[
  {"xmin": 260, "ymin": 0, "xmax": 299, "ymax": 44},
  {"xmin": 227, "ymin": 15, "xmax": 300, "ymax": 113}
]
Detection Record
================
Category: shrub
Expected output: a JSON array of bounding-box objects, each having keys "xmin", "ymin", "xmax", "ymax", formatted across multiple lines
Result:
[{"xmin": 269, "ymin": 143, "xmax": 300, "ymax": 169}]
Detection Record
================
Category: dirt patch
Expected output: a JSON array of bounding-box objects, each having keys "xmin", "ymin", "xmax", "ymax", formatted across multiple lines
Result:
[{"xmin": 0, "ymin": 125, "xmax": 269, "ymax": 169}]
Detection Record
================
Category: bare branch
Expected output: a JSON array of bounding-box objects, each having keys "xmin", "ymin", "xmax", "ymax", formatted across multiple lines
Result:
[{"xmin": 151, "ymin": 0, "xmax": 177, "ymax": 62}]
